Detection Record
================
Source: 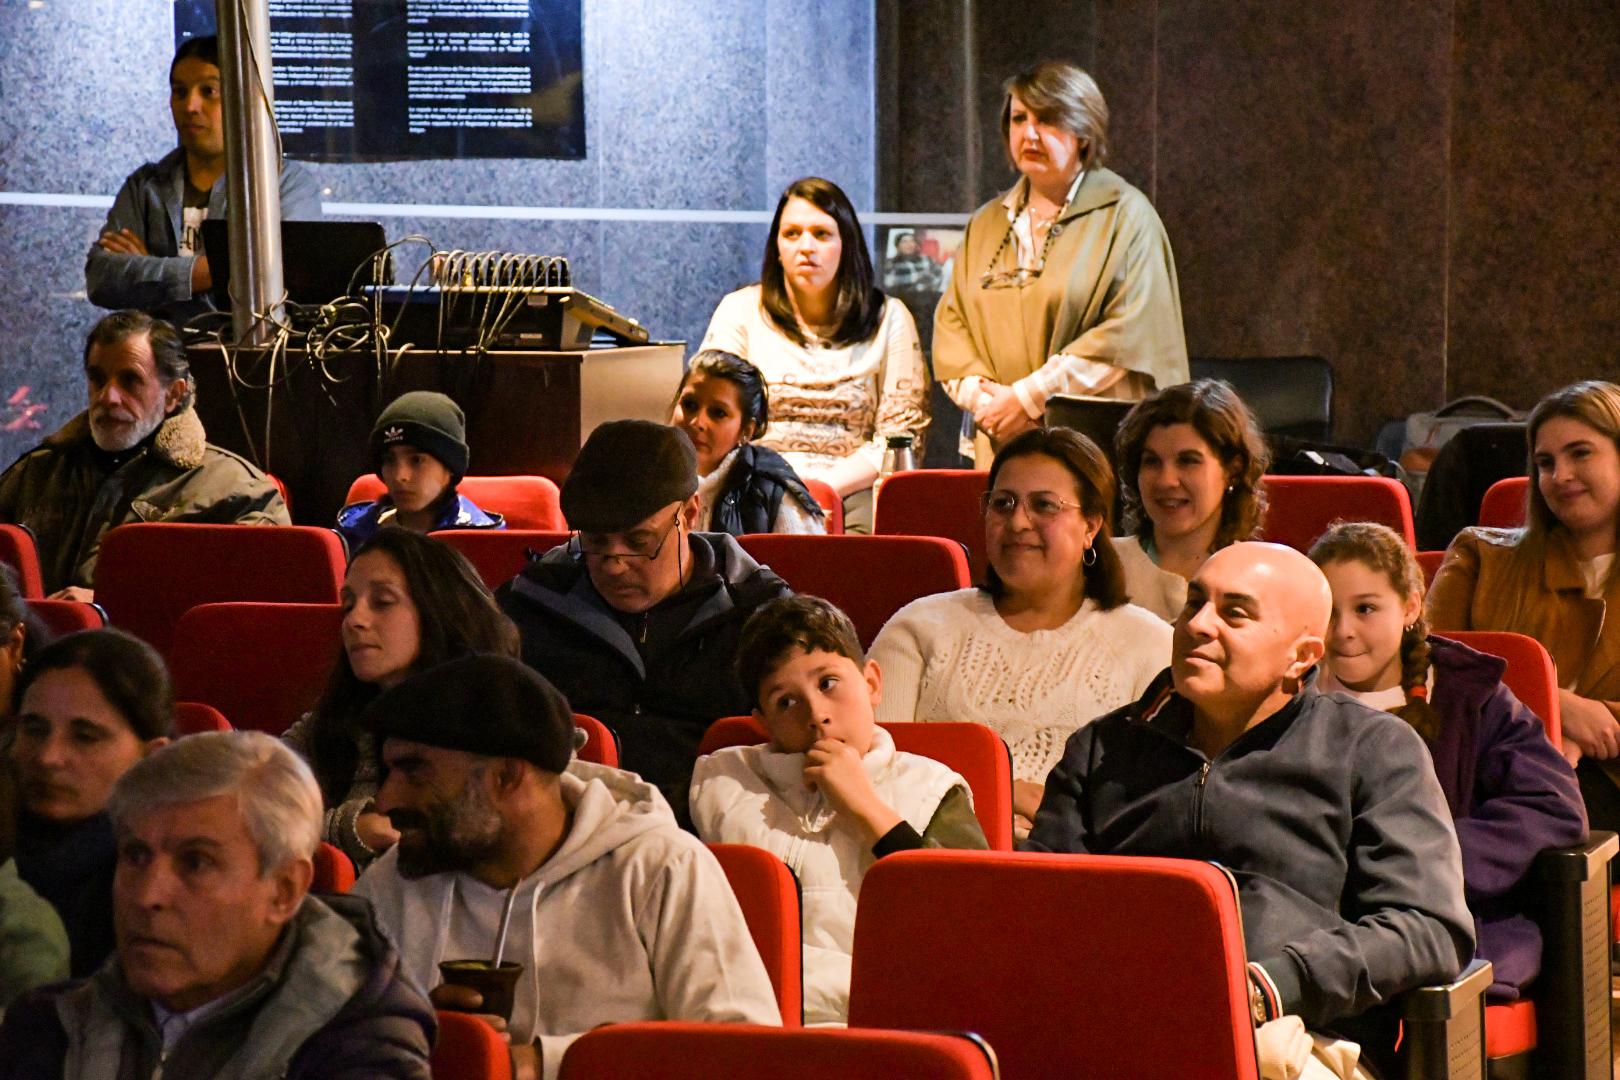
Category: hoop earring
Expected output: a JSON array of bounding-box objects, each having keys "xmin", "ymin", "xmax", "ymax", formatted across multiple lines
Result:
[{"xmin": 1083, "ymin": 545, "xmax": 1098, "ymax": 567}]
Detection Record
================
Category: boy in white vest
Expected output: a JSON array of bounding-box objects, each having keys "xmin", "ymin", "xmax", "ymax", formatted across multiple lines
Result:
[{"xmin": 690, "ymin": 596, "xmax": 987, "ymax": 1025}]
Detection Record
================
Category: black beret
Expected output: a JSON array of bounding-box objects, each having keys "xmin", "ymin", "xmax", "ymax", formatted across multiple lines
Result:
[
  {"xmin": 361, "ymin": 655, "xmax": 573, "ymax": 774},
  {"xmin": 561, "ymin": 420, "xmax": 698, "ymax": 533}
]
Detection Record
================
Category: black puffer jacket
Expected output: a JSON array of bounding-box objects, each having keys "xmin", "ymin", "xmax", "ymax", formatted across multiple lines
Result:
[
  {"xmin": 710, "ymin": 444, "xmax": 824, "ymax": 537},
  {"xmin": 499, "ymin": 532, "xmax": 792, "ymax": 804}
]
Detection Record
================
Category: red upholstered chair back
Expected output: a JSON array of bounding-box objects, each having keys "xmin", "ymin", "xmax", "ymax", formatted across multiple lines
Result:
[
  {"xmin": 94, "ymin": 524, "xmax": 346, "ymax": 655},
  {"xmin": 0, "ymin": 524, "xmax": 45, "ymax": 598},
  {"xmin": 804, "ymin": 479, "xmax": 844, "ymax": 534},
  {"xmin": 171, "ymin": 603, "xmax": 344, "ymax": 736},
  {"xmin": 1441, "ymin": 630, "xmax": 1562, "ymax": 749},
  {"xmin": 698, "ymin": 717, "xmax": 1015, "ymax": 852},
  {"xmin": 707, "ymin": 844, "xmax": 803, "ymax": 1026},
  {"xmin": 431, "ymin": 1010, "xmax": 513, "ymax": 1080},
  {"xmin": 266, "ymin": 473, "xmax": 292, "ymax": 515},
  {"xmin": 736, "ymin": 534, "xmax": 971, "ymax": 647},
  {"xmin": 1260, "ymin": 475, "xmax": 1416, "ymax": 552},
  {"xmin": 173, "ymin": 701, "xmax": 232, "ymax": 735},
  {"xmin": 432, "ymin": 530, "xmax": 572, "ymax": 590},
  {"xmin": 558, "ymin": 1023, "xmax": 998, "ymax": 1080},
  {"xmin": 1417, "ymin": 550, "xmax": 1446, "ymax": 588},
  {"xmin": 27, "ymin": 598, "xmax": 107, "ymax": 635},
  {"xmin": 847, "ymin": 850, "xmax": 1258, "ymax": 1080},
  {"xmin": 572, "ymin": 713, "xmax": 619, "ymax": 768},
  {"xmin": 348, "ymin": 474, "xmax": 566, "ymax": 531},
  {"xmin": 312, "ymin": 842, "xmax": 357, "ymax": 894},
  {"xmin": 1478, "ymin": 476, "xmax": 1529, "ymax": 529},
  {"xmin": 872, "ymin": 469, "xmax": 990, "ymax": 581}
]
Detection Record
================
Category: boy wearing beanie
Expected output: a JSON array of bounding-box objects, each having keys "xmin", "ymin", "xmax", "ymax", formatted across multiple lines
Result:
[{"xmin": 336, "ymin": 391, "xmax": 504, "ymax": 549}]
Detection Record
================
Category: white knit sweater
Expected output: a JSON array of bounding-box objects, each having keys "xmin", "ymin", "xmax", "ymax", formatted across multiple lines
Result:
[{"xmin": 869, "ymin": 588, "xmax": 1173, "ymax": 782}]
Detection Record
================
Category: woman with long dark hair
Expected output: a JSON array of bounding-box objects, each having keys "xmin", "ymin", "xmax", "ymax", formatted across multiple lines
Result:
[
  {"xmin": 699, "ymin": 177, "xmax": 929, "ymax": 532},
  {"xmin": 282, "ymin": 528, "xmax": 519, "ymax": 866}
]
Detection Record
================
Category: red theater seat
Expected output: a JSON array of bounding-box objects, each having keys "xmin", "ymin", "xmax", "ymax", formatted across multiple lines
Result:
[
  {"xmin": 1477, "ymin": 476, "xmax": 1528, "ymax": 529},
  {"xmin": 0, "ymin": 524, "xmax": 44, "ymax": 598},
  {"xmin": 737, "ymin": 534, "xmax": 970, "ymax": 647},
  {"xmin": 94, "ymin": 524, "xmax": 346, "ymax": 655},
  {"xmin": 347, "ymin": 474, "xmax": 566, "ymax": 531},
  {"xmin": 1417, "ymin": 549, "xmax": 1446, "ymax": 588},
  {"xmin": 699, "ymin": 717, "xmax": 1014, "ymax": 852},
  {"xmin": 804, "ymin": 479, "xmax": 844, "ymax": 534},
  {"xmin": 312, "ymin": 842, "xmax": 357, "ymax": 894},
  {"xmin": 1260, "ymin": 475, "xmax": 1416, "ymax": 552},
  {"xmin": 847, "ymin": 850, "xmax": 1258, "ymax": 1080},
  {"xmin": 173, "ymin": 701, "xmax": 231, "ymax": 735},
  {"xmin": 27, "ymin": 598, "xmax": 107, "ymax": 635},
  {"xmin": 1442, "ymin": 630, "xmax": 1560, "ymax": 749},
  {"xmin": 431, "ymin": 1011, "xmax": 512, "ymax": 1080},
  {"xmin": 872, "ymin": 469, "xmax": 989, "ymax": 581},
  {"xmin": 432, "ymin": 529, "xmax": 571, "ymax": 589},
  {"xmin": 572, "ymin": 713, "xmax": 619, "ymax": 768},
  {"xmin": 559, "ymin": 1024, "xmax": 997, "ymax": 1080},
  {"xmin": 171, "ymin": 602, "xmax": 344, "ymax": 736},
  {"xmin": 708, "ymin": 844, "xmax": 803, "ymax": 1025}
]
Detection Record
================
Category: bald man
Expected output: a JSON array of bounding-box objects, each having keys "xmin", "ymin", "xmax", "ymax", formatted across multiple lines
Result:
[{"xmin": 1028, "ymin": 543, "xmax": 1471, "ymax": 1079}]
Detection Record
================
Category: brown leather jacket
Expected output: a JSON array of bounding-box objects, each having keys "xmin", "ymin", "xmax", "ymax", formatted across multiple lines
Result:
[{"xmin": 0, "ymin": 407, "xmax": 288, "ymax": 593}]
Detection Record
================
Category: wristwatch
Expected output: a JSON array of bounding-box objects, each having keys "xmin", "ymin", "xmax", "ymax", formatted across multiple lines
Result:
[{"xmin": 1248, "ymin": 973, "xmax": 1268, "ymax": 1026}]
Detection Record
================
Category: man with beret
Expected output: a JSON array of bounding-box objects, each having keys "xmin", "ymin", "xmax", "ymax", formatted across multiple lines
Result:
[
  {"xmin": 335, "ymin": 390, "xmax": 504, "ymax": 552},
  {"xmin": 497, "ymin": 419, "xmax": 793, "ymax": 809},
  {"xmin": 353, "ymin": 655, "xmax": 780, "ymax": 1080}
]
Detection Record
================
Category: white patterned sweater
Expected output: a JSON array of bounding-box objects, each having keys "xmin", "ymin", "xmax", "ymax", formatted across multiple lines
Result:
[{"xmin": 869, "ymin": 589, "xmax": 1173, "ymax": 782}]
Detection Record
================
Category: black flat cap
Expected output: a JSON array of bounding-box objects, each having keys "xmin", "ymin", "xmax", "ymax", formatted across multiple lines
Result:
[
  {"xmin": 361, "ymin": 655, "xmax": 574, "ymax": 774},
  {"xmin": 561, "ymin": 420, "xmax": 699, "ymax": 533}
]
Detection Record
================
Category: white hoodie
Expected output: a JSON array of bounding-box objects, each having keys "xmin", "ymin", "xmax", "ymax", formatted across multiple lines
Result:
[{"xmin": 354, "ymin": 761, "xmax": 780, "ymax": 1080}]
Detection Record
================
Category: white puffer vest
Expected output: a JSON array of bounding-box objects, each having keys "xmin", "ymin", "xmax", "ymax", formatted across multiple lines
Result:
[{"xmin": 689, "ymin": 727, "xmax": 967, "ymax": 1025}]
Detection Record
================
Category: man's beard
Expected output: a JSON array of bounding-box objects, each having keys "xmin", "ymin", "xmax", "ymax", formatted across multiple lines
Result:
[
  {"xmin": 89, "ymin": 405, "xmax": 166, "ymax": 453},
  {"xmin": 389, "ymin": 780, "xmax": 505, "ymax": 879}
]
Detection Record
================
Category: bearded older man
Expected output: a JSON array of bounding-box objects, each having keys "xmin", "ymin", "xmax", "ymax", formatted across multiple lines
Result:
[
  {"xmin": 1027, "ymin": 542, "xmax": 1473, "ymax": 1080},
  {"xmin": 0, "ymin": 310, "xmax": 287, "ymax": 599}
]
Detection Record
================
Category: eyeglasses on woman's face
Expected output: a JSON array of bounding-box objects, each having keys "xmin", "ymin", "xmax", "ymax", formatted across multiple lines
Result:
[{"xmin": 980, "ymin": 489, "xmax": 1085, "ymax": 523}]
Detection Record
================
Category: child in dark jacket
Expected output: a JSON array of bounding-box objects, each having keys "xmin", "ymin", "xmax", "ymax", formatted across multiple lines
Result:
[
  {"xmin": 336, "ymin": 391, "xmax": 503, "ymax": 551},
  {"xmin": 1310, "ymin": 522, "xmax": 1587, "ymax": 999}
]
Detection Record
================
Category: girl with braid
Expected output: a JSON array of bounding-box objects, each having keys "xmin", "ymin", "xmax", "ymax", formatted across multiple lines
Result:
[{"xmin": 1309, "ymin": 522, "xmax": 1586, "ymax": 1001}]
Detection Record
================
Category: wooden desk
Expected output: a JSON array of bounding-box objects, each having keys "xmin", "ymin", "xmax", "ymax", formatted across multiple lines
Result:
[{"xmin": 188, "ymin": 343, "xmax": 684, "ymax": 526}]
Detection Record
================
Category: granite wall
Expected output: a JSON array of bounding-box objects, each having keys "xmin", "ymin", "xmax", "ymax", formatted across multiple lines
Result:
[
  {"xmin": 879, "ymin": 0, "xmax": 1620, "ymax": 445},
  {"xmin": 0, "ymin": 0, "xmax": 875, "ymax": 467}
]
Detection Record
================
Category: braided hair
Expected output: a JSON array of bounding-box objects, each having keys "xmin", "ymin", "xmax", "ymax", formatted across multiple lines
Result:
[{"xmin": 1308, "ymin": 521, "xmax": 1443, "ymax": 743}]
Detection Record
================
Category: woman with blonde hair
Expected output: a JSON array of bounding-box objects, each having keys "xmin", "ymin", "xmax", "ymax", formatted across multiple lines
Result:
[
  {"xmin": 1428, "ymin": 379, "xmax": 1620, "ymax": 829},
  {"xmin": 1112, "ymin": 379, "xmax": 1270, "ymax": 621},
  {"xmin": 934, "ymin": 60, "xmax": 1187, "ymax": 465}
]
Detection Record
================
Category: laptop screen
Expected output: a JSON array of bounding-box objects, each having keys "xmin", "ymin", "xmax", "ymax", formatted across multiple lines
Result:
[{"xmin": 202, "ymin": 220, "xmax": 388, "ymax": 310}]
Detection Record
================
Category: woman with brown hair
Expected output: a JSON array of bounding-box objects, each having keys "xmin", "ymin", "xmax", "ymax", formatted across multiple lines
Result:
[
  {"xmin": 1428, "ymin": 379, "xmax": 1620, "ymax": 830},
  {"xmin": 869, "ymin": 427, "xmax": 1169, "ymax": 837},
  {"xmin": 1112, "ymin": 379, "xmax": 1271, "ymax": 621},
  {"xmin": 934, "ymin": 60, "xmax": 1187, "ymax": 465}
]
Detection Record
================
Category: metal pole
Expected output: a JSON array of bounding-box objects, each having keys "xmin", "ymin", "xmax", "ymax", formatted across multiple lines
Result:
[{"xmin": 215, "ymin": 0, "xmax": 284, "ymax": 346}]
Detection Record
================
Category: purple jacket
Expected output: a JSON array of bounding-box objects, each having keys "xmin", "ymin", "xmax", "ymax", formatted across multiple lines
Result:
[{"xmin": 1427, "ymin": 635, "xmax": 1588, "ymax": 999}]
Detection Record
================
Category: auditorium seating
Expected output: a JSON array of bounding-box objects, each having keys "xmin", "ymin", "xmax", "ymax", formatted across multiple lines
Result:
[
  {"xmin": 173, "ymin": 701, "xmax": 232, "ymax": 735},
  {"xmin": 846, "ymin": 850, "xmax": 1259, "ymax": 1080},
  {"xmin": 431, "ymin": 1010, "xmax": 512, "ymax": 1080},
  {"xmin": 170, "ymin": 602, "xmax": 344, "ymax": 736},
  {"xmin": 573, "ymin": 713, "xmax": 619, "ymax": 768},
  {"xmin": 94, "ymin": 524, "xmax": 346, "ymax": 655},
  {"xmin": 312, "ymin": 842, "xmax": 357, "ymax": 894},
  {"xmin": 1477, "ymin": 477, "xmax": 1528, "ymax": 529},
  {"xmin": 0, "ymin": 524, "xmax": 44, "ymax": 598},
  {"xmin": 804, "ymin": 479, "xmax": 844, "ymax": 534},
  {"xmin": 1259, "ymin": 475, "xmax": 1416, "ymax": 552},
  {"xmin": 872, "ymin": 469, "xmax": 989, "ymax": 580},
  {"xmin": 558, "ymin": 1024, "xmax": 998, "ymax": 1080},
  {"xmin": 27, "ymin": 598, "xmax": 107, "ymax": 635},
  {"xmin": 737, "ymin": 534, "xmax": 971, "ymax": 647},
  {"xmin": 346, "ymin": 474, "xmax": 566, "ymax": 531},
  {"xmin": 267, "ymin": 472, "xmax": 292, "ymax": 515},
  {"xmin": 431, "ymin": 529, "xmax": 571, "ymax": 589},
  {"xmin": 699, "ymin": 717, "xmax": 1015, "ymax": 852},
  {"xmin": 1418, "ymin": 549, "xmax": 1446, "ymax": 587},
  {"xmin": 1445, "ymin": 630, "xmax": 1561, "ymax": 747},
  {"xmin": 708, "ymin": 843, "xmax": 803, "ymax": 1025}
]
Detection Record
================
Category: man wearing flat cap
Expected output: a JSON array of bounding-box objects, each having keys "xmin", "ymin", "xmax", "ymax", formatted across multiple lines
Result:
[
  {"xmin": 353, "ymin": 655, "xmax": 780, "ymax": 1080},
  {"xmin": 497, "ymin": 420, "xmax": 793, "ymax": 808}
]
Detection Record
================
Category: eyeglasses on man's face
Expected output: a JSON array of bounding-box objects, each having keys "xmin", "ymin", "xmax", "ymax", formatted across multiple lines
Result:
[
  {"xmin": 980, "ymin": 489, "xmax": 1085, "ymax": 523},
  {"xmin": 571, "ymin": 512, "xmax": 682, "ymax": 560}
]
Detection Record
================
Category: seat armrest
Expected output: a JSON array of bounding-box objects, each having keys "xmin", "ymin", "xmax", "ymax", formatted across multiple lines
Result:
[
  {"xmin": 1530, "ymin": 831, "xmax": 1616, "ymax": 1079},
  {"xmin": 1401, "ymin": 959, "xmax": 1490, "ymax": 1080},
  {"xmin": 1533, "ymin": 831, "xmax": 1619, "ymax": 884}
]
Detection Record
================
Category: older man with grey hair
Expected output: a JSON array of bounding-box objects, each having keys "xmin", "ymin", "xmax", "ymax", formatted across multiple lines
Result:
[{"xmin": 0, "ymin": 731, "xmax": 434, "ymax": 1080}]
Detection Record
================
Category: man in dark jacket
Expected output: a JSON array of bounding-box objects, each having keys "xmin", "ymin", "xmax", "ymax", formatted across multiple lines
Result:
[
  {"xmin": 1027, "ymin": 542, "xmax": 1473, "ymax": 1079},
  {"xmin": 499, "ymin": 421, "xmax": 791, "ymax": 807},
  {"xmin": 0, "ymin": 731, "xmax": 434, "ymax": 1080},
  {"xmin": 0, "ymin": 310, "xmax": 288, "ymax": 598}
]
